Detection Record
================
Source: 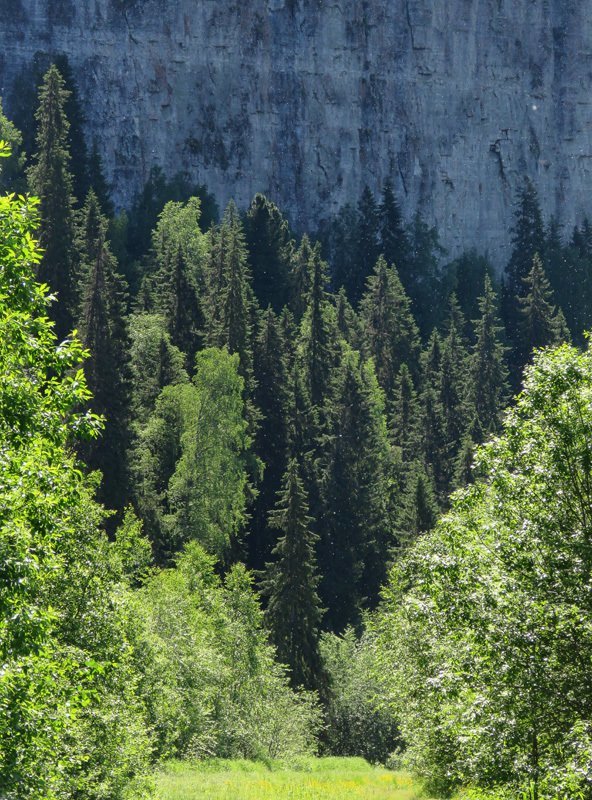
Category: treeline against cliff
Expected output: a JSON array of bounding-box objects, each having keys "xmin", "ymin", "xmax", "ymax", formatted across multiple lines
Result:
[{"xmin": 3, "ymin": 61, "xmax": 592, "ymax": 799}]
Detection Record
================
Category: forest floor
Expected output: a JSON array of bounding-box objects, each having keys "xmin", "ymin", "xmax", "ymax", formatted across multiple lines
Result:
[{"xmin": 156, "ymin": 757, "xmax": 430, "ymax": 799}]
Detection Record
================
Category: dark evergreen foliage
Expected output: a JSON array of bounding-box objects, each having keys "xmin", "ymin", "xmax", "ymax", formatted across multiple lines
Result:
[
  {"xmin": 394, "ymin": 460, "xmax": 438, "ymax": 551},
  {"xmin": 299, "ymin": 244, "xmax": 338, "ymax": 410},
  {"xmin": 28, "ymin": 64, "xmax": 79, "ymax": 340},
  {"xmin": 359, "ymin": 255, "xmax": 421, "ymax": 398},
  {"xmin": 250, "ymin": 307, "xmax": 292, "ymax": 571},
  {"xmin": 77, "ymin": 191, "xmax": 131, "ymax": 511},
  {"xmin": 468, "ymin": 275, "xmax": 509, "ymax": 437},
  {"xmin": 244, "ymin": 193, "xmax": 293, "ymax": 312},
  {"xmin": 318, "ymin": 351, "xmax": 391, "ymax": 630},
  {"xmin": 379, "ymin": 180, "xmax": 410, "ymax": 279},
  {"xmin": 53, "ymin": 55, "xmax": 89, "ymax": 206},
  {"xmin": 518, "ymin": 253, "xmax": 565, "ymax": 358},
  {"xmin": 261, "ymin": 459, "xmax": 325, "ymax": 691},
  {"xmin": 350, "ymin": 186, "xmax": 381, "ymax": 304}
]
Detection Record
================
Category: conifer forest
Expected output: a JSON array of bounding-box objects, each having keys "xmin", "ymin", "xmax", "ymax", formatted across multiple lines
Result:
[{"xmin": 5, "ymin": 50, "xmax": 592, "ymax": 800}]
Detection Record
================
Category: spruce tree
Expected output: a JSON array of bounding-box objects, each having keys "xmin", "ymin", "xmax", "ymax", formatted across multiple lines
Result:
[
  {"xmin": 421, "ymin": 329, "xmax": 443, "ymax": 385},
  {"xmin": 149, "ymin": 196, "xmax": 208, "ymax": 359},
  {"xmin": 250, "ymin": 307, "xmax": 292, "ymax": 570},
  {"xmin": 206, "ymin": 202, "xmax": 257, "ymax": 392},
  {"xmin": 335, "ymin": 286, "xmax": 361, "ymax": 347},
  {"xmin": 359, "ymin": 255, "xmax": 421, "ymax": 399},
  {"xmin": 260, "ymin": 459, "xmax": 324, "ymax": 691},
  {"xmin": 453, "ymin": 427, "xmax": 478, "ymax": 489},
  {"xmin": 572, "ymin": 216, "xmax": 592, "ymax": 257},
  {"xmin": 287, "ymin": 360, "xmax": 320, "ymax": 523},
  {"xmin": 546, "ymin": 219, "xmax": 587, "ymax": 340},
  {"xmin": 518, "ymin": 254, "xmax": 564, "ymax": 359},
  {"xmin": 289, "ymin": 234, "xmax": 314, "ymax": 321},
  {"xmin": 28, "ymin": 65, "xmax": 78, "ymax": 340},
  {"xmin": 319, "ymin": 351, "xmax": 391, "ymax": 630},
  {"xmin": 128, "ymin": 313, "xmax": 189, "ymax": 426},
  {"xmin": 299, "ymin": 243, "xmax": 338, "ymax": 409},
  {"xmin": 418, "ymin": 331, "xmax": 448, "ymax": 497},
  {"xmin": 407, "ymin": 212, "xmax": 445, "ymax": 335},
  {"xmin": 468, "ymin": 276, "xmax": 508, "ymax": 437},
  {"xmin": 419, "ymin": 382, "xmax": 448, "ymax": 502},
  {"xmin": 503, "ymin": 178, "xmax": 546, "ymax": 364},
  {"xmin": 77, "ymin": 191, "xmax": 131, "ymax": 511},
  {"xmin": 506, "ymin": 179, "xmax": 546, "ymax": 301},
  {"xmin": 394, "ymin": 461, "xmax": 438, "ymax": 552},
  {"xmin": 351, "ymin": 186, "xmax": 381, "ymax": 304},
  {"xmin": 244, "ymin": 193, "xmax": 293, "ymax": 312},
  {"xmin": 379, "ymin": 179, "xmax": 410, "ymax": 277},
  {"xmin": 53, "ymin": 54, "xmax": 90, "ymax": 206},
  {"xmin": 156, "ymin": 243, "xmax": 203, "ymax": 363},
  {"xmin": 438, "ymin": 301, "xmax": 471, "ymax": 476},
  {"xmin": 449, "ymin": 250, "xmax": 493, "ymax": 332},
  {"xmin": 327, "ymin": 202, "xmax": 359, "ymax": 297},
  {"xmin": 391, "ymin": 363, "xmax": 421, "ymax": 464}
]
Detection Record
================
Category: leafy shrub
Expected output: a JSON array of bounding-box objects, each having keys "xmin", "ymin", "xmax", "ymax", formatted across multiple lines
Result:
[
  {"xmin": 373, "ymin": 343, "xmax": 592, "ymax": 798},
  {"xmin": 320, "ymin": 628, "xmax": 400, "ymax": 763},
  {"xmin": 127, "ymin": 543, "xmax": 322, "ymax": 763},
  {"xmin": 0, "ymin": 144, "xmax": 151, "ymax": 799}
]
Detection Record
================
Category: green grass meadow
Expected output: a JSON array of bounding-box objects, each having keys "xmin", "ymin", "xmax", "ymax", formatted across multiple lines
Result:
[{"xmin": 156, "ymin": 757, "xmax": 429, "ymax": 800}]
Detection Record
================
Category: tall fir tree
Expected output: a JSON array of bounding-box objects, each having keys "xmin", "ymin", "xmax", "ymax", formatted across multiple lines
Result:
[
  {"xmin": 391, "ymin": 363, "xmax": 421, "ymax": 465},
  {"xmin": 244, "ymin": 193, "xmax": 293, "ymax": 312},
  {"xmin": 260, "ymin": 459, "xmax": 324, "ymax": 691},
  {"xmin": 421, "ymin": 329, "xmax": 443, "ymax": 385},
  {"xmin": 505, "ymin": 178, "xmax": 546, "ymax": 301},
  {"xmin": 299, "ymin": 243, "xmax": 339, "ymax": 410},
  {"xmin": 418, "ymin": 331, "xmax": 448, "ymax": 499},
  {"xmin": 438, "ymin": 300, "xmax": 471, "ymax": 480},
  {"xmin": 127, "ymin": 312, "xmax": 189, "ymax": 426},
  {"xmin": 77, "ymin": 191, "xmax": 131, "ymax": 511},
  {"xmin": 250, "ymin": 307, "xmax": 292, "ymax": 571},
  {"xmin": 407, "ymin": 211, "xmax": 445, "ymax": 335},
  {"xmin": 379, "ymin": 179, "xmax": 410, "ymax": 277},
  {"xmin": 468, "ymin": 275, "xmax": 508, "ymax": 437},
  {"xmin": 359, "ymin": 255, "xmax": 421, "ymax": 399},
  {"xmin": 449, "ymin": 250, "xmax": 494, "ymax": 334},
  {"xmin": 418, "ymin": 382, "xmax": 448, "ymax": 502},
  {"xmin": 53, "ymin": 55, "xmax": 90, "ymax": 207},
  {"xmin": 289, "ymin": 234, "xmax": 314, "ymax": 321},
  {"xmin": 503, "ymin": 178, "xmax": 546, "ymax": 372},
  {"xmin": 28, "ymin": 64, "xmax": 79, "ymax": 340},
  {"xmin": 335, "ymin": 286, "xmax": 361, "ymax": 347},
  {"xmin": 394, "ymin": 460, "xmax": 438, "ymax": 552},
  {"xmin": 350, "ymin": 186, "xmax": 381, "ymax": 304},
  {"xmin": 518, "ymin": 253, "xmax": 566, "ymax": 359},
  {"xmin": 548, "ymin": 218, "xmax": 592, "ymax": 345},
  {"xmin": 326, "ymin": 202, "xmax": 359, "ymax": 297},
  {"xmin": 206, "ymin": 202, "xmax": 257, "ymax": 394},
  {"xmin": 319, "ymin": 351, "xmax": 391, "ymax": 630}
]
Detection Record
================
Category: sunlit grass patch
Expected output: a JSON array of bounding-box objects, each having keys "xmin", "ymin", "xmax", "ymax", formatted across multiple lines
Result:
[{"xmin": 156, "ymin": 757, "xmax": 430, "ymax": 799}]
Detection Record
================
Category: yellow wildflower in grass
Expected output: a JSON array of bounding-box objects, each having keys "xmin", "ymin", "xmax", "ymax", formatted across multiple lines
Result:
[{"xmin": 157, "ymin": 757, "xmax": 431, "ymax": 800}]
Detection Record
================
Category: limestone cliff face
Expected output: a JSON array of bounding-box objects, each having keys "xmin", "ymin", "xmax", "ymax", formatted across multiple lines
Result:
[{"xmin": 1, "ymin": 0, "xmax": 591, "ymax": 266}]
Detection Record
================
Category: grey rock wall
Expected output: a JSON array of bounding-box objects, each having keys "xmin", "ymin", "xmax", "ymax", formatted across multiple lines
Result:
[{"xmin": 1, "ymin": 0, "xmax": 591, "ymax": 267}]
